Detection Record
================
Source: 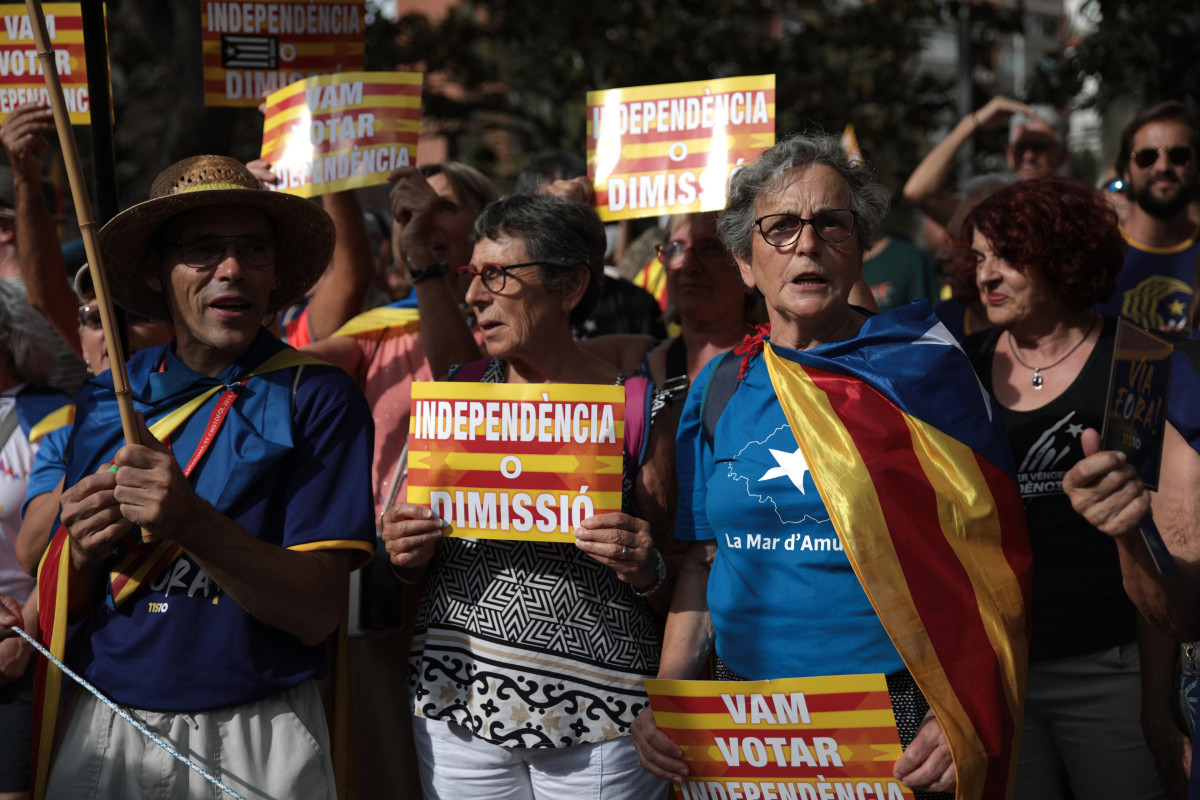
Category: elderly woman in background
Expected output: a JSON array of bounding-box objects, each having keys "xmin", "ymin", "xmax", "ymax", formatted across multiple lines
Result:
[
  {"xmin": 632, "ymin": 133, "xmax": 1031, "ymax": 799},
  {"xmin": 0, "ymin": 279, "xmax": 73, "ymax": 800},
  {"xmin": 584, "ymin": 210, "xmax": 761, "ymax": 421},
  {"xmin": 959, "ymin": 176, "xmax": 1163, "ymax": 799},
  {"xmin": 382, "ymin": 193, "xmax": 676, "ymax": 799}
]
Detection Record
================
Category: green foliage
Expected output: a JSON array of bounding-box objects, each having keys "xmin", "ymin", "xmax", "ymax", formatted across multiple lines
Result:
[
  {"xmin": 370, "ymin": 0, "xmax": 951, "ymax": 195},
  {"xmin": 1049, "ymin": 0, "xmax": 1200, "ymax": 110}
]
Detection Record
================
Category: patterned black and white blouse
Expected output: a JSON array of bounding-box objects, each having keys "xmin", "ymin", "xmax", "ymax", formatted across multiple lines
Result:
[{"xmin": 409, "ymin": 358, "xmax": 668, "ymax": 748}]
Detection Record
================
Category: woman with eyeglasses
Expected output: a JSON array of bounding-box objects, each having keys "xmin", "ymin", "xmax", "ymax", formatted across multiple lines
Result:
[
  {"xmin": 588, "ymin": 209, "xmax": 877, "ymax": 426},
  {"xmin": 381, "ymin": 193, "xmax": 677, "ymax": 799},
  {"xmin": 631, "ymin": 133, "xmax": 1032, "ymax": 799},
  {"xmin": 634, "ymin": 212, "xmax": 761, "ymax": 420},
  {"xmin": 959, "ymin": 176, "xmax": 1166, "ymax": 799}
]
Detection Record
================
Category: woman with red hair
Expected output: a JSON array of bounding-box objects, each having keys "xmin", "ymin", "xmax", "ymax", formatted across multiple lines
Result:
[{"xmin": 962, "ymin": 176, "xmax": 1163, "ymax": 799}]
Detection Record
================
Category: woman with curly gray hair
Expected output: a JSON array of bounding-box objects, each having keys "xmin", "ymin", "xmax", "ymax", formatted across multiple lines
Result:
[{"xmin": 631, "ymin": 133, "xmax": 1032, "ymax": 800}]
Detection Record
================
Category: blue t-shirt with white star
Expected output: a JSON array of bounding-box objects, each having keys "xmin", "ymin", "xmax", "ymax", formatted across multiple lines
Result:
[{"xmin": 675, "ymin": 351, "xmax": 904, "ymax": 680}]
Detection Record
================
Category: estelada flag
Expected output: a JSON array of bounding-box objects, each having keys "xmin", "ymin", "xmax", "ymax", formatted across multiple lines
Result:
[{"xmin": 759, "ymin": 301, "xmax": 1031, "ymax": 800}]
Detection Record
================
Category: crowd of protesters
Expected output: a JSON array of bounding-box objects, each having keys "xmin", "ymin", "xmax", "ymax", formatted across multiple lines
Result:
[{"xmin": 0, "ymin": 91, "xmax": 1189, "ymax": 800}]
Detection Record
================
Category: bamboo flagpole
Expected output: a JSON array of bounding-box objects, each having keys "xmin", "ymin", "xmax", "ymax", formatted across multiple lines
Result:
[{"xmin": 23, "ymin": 0, "xmax": 140, "ymax": 448}]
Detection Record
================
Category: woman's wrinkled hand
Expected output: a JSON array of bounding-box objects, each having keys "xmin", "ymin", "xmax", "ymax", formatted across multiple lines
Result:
[
  {"xmin": 575, "ymin": 512, "xmax": 657, "ymax": 590},
  {"xmin": 632, "ymin": 707, "xmax": 689, "ymax": 783},
  {"xmin": 380, "ymin": 502, "xmax": 444, "ymax": 578},
  {"xmin": 1062, "ymin": 428, "xmax": 1149, "ymax": 539}
]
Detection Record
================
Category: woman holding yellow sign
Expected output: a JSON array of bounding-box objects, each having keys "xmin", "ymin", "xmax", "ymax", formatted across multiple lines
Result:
[
  {"xmin": 382, "ymin": 193, "xmax": 676, "ymax": 798},
  {"xmin": 632, "ymin": 133, "xmax": 1032, "ymax": 799}
]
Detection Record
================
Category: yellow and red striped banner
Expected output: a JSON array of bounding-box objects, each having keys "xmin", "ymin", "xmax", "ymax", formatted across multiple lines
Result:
[
  {"xmin": 0, "ymin": 4, "xmax": 90, "ymax": 124},
  {"xmin": 201, "ymin": 0, "xmax": 365, "ymax": 107},
  {"xmin": 647, "ymin": 675, "xmax": 914, "ymax": 799},
  {"xmin": 407, "ymin": 382, "xmax": 624, "ymax": 542},
  {"xmin": 259, "ymin": 70, "xmax": 422, "ymax": 197},
  {"xmin": 587, "ymin": 75, "xmax": 774, "ymax": 221}
]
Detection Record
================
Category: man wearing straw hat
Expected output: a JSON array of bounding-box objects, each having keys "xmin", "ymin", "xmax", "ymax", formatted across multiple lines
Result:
[{"xmin": 33, "ymin": 155, "xmax": 375, "ymax": 800}]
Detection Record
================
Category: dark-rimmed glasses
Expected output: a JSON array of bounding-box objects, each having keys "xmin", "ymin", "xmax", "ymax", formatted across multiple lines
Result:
[
  {"xmin": 168, "ymin": 234, "xmax": 277, "ymax": 269},
  {"xmin": 656, "ymin": 239, "xmax": 729, "ymax": 266},
  {"xmin": 753, "ymin": 210, "xmax": 858, "ymax": 247},
  {"xmin": 455, "ymin": 261, "xmax": 573, "ymax": 294},
  {"xmin": 1130, "ymin": 146, "xmax": 1193, "ymax": 169}
]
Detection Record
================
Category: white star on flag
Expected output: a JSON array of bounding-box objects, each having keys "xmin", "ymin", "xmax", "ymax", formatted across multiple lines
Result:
[{"xmin": 759, "ymin": 446, "xmax": 811, "ymax": 494}]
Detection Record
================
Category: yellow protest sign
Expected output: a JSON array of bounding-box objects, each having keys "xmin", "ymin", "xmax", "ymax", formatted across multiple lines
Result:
[
  {"xmin": 408, "ymin": 382, "xmax": 625, "ymax": 542},
  {"xmin": 0, "ymin": 4, "xmax": 89, "ymax": 124},
  {"xmin": 588, "ymin": 75, "xmax": 775, "ymax": 222},
  {"xmin": 260, "ymin": 70, "xmax": 421, "ymax": 197},
  {"xmin": 646, "ymin": 675, "xmax": 914, "ymax": 800},
  {"xmin": 201, "ymin": 0, "xmax": 365, "ymax": 107}
]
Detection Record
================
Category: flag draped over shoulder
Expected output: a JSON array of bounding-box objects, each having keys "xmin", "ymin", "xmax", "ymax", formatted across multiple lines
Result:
[
  {"xmin": 32, "ymin": 335, "xmax": 325, "ymax": 800},
  {"xmin": 761, "ymin": 302, "xmax": 1032, "ymax": 800}
]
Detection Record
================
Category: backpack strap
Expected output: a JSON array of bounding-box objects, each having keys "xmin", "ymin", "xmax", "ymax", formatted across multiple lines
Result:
[
  {"xmin": 623, "ymin": 375, "xmax": 653, "ymax": 469},
  {"xmin": 448, "ymin": 358, "xmax": 493, "ymax": 382},
  {"xmin": 700, "ymin": 350, "xmax": 744, "ymax": 447}
]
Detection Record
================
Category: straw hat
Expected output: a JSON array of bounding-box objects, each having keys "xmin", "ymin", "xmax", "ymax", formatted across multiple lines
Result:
[{"xmin": 97, "ymin": 155, "xmax": 335, "ymax": 320}]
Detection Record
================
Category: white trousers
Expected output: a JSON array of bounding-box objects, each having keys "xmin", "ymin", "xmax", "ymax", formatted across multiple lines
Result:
[
  {"xmin": 413, "ymin": 715, "xmax": 668, "ymax": 800},
  {"xmin": 45, "ymin": 679, "xmax": 336, "ymax": 800}
]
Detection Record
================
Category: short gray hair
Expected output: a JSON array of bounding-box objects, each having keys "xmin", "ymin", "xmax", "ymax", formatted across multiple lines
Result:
[
  {"xmin": 718, "ymin": 132, "xmax": 890, "ymax": 264},
  {"xmin": 1009, "ymin": 105, "xmax": 1067, "ymax": 146},
  {"xmin": 0, "ymin": 278, "xmax": 56, "ymax": 384},
  {"xmin": 471, "ymin": 194, "xmax": 606, "ymax": 326}
]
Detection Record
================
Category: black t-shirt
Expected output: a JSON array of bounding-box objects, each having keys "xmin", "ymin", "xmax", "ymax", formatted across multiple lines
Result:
[{"xmin": 964, "ymin": 316, "xmax": 1136, "ymax": 661}]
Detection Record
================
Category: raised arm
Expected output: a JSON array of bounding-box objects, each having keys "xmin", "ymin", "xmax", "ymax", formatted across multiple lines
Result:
[
  {"xmin": 0, "ymin": 102, "xmax": 80, "ymax": 357},
  {"xmin": 305, "ymin": 190, "xmax": 376, "ymax": 341},
  {"xmin": 903, "ymin": 96, "xmax": 1035, "ymax": 231},
  {"xmin": 389, "ymin": 166, "xmax": 481, "ymax": 377}
]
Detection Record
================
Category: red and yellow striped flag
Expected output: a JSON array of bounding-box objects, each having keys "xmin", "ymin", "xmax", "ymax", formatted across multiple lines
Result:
[{"xmin": 760, "ymin": 304, "xmax": 1031, "ymax": 800}]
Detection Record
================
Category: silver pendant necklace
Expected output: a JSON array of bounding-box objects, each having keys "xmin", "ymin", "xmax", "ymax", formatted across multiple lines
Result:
[{"xmin": 1006, "ymin": 314, "xmax": 1098, "ymax": 390}]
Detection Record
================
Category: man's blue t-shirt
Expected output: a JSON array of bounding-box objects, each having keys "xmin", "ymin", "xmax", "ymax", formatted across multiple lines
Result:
[
  {"xmin": 1169, "ymin": 346, "xmax": 1200, "ymax": 455},
  {"xmin": 1096, "ymin": 231, "xmax": 1197, "ymax": 334},
  {"xmin": 62, "ymin": 331, "xmax": 375, "ymax": 712},
  {"xmin": 675, "ymin": 351, "xmax": 904, "ymax": 681}
]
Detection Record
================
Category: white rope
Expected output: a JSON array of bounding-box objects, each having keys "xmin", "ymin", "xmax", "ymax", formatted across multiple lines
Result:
[{"xmin": 11, "ymin": 626, "xmax": 247, "ymax": 800}]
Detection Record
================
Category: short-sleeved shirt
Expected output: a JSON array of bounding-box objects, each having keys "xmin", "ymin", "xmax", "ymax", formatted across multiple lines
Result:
[
  {"xmin": 1095, "ymin": 229, "xmax": 1198, "ymax": 333},
  {"xmin": 22, "ymin": 425, "xmax": 68, "ymax": 519},
  {"xmin": 62, "ymin": 331, "xmax": 375, "ymax": 711},
  {"xmin": 862, "ymin": 237, "xmax": 938, "ymax": 313},
  {"xmin": 675, "ymin": 351, "xmax": 904, "ymax": 680}
]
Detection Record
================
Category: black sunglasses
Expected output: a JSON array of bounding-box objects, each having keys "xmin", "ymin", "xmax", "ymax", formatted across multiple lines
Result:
[{"xmin": 1130, "ymin": 146, "xmax": 1193, "ymax": 169}]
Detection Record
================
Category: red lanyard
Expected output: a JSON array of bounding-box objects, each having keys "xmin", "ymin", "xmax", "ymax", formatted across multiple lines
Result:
[{"xmin": 158, "ymin": 356, "xmax": 245, "ymax": 478}]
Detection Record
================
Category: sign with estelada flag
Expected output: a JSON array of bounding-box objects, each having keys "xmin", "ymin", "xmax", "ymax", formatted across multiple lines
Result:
[
  {"xmin": 407, "ymin": 382, "xmax": 624, "ymax": 542},
  {"xmin": 201, "ymin": 0, "xmax": 365, "ymax": 107},
  {"xmin": 646, "ymin": 674, "xmax": 914, "ymax": 800},
  {"xmin": 260, "ymin": 70, "xmax": 422, "ymax": 197},
  {"xmin": 587, "ymin": 74, "xmax": 774, "ymax": 222},
  {"xmin": 0, "ymin": 3, "xmax": 88, "ymax": 123}
]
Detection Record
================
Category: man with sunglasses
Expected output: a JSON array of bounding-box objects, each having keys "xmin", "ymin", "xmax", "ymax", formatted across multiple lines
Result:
[{"xmin": 1096, "ymin": 101, "xmax": 1200, "ymax": 333}]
